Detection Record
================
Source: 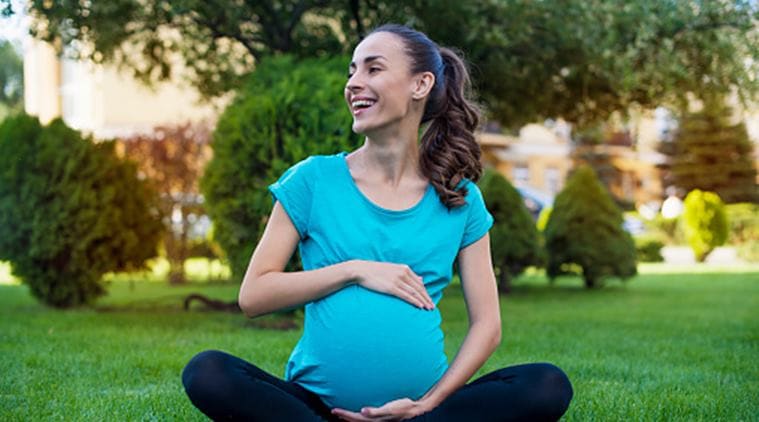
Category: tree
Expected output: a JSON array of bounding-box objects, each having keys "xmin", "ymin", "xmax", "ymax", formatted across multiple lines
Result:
[
  {"xmin": 479, "ymin": 168, "xmax": 543, "ymax": 293},
  {"xmin": 200, "ymin": 54, "xmax": 360, "ymax": 281},
  {"xmin": 660, "ymin": 95, "xmax": 759, "ymax": 204},
  {"xmin": 0, "ymin": 40, "xmax": 23, "ymax": 119},
  {"xmin": 0, "ymin": 114, "xmax": 163, "ymax": 308},
  {"xmin": 118, "ymin": 122, "xmax": 213, "ymax": 284},
  {"xmin": 544, "ymin": 165, "xmax": 637, "ymax": 288},
  {"xmin": 681, "ymin": 189, "xmax": 728, "ymax": 262},
  {"xmin": 9, "ymin": 0, "xmax": 758, "ymax": 129}
]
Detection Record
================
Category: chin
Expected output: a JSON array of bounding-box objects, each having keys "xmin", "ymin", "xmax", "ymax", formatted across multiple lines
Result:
[{"xmin": 352, "ymin": 120, "xmax": 377, "ymax": 135}]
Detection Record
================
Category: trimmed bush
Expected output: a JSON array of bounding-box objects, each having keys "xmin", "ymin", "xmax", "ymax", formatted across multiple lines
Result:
[
  {"xmin": 0, "ymin": 114, "xmax": 163, "ymax": 308},
  {"xmin": 201, "ymin": 54, "xmax": 360, "ymax": 281},
  {"xmin": 479, "ymin": 168, "xmax": 543, "ymax": 293},
  {"xmin": 682, "ymin": 189, "xmax": 728, "ymax": 262},
  {"xmin": 544, "ymin": 165, "xmax": 637, "ymax": 288},
  {"xmin": 634, "ymin": 234, "xmax": 665, "ymax": 263}
]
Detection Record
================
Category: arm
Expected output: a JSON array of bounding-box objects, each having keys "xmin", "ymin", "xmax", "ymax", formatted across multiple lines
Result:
[
  {"xmin": 419, "ymin": 232, "xmax": 502, "ymax": 410},
  {"xmin": 238, "ymin": 200, "xmax": 357, "ymax": 318}
]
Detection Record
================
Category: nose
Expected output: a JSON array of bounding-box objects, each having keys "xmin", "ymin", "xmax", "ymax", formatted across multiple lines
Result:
[{"xmin": 345, "ymin": 72, "xmax": 365, "ymax": 94}]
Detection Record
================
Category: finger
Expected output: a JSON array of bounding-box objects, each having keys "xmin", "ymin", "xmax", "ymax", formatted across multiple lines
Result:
[
  {"xmin": 405, "ymin": 274, "xmax": 434, "ymax": 308},
  {"xmin": 332, "ymin": 408, "xmax": 372, "ymax": 422},
  {"xmin": 394, "ymin": 284, "xmax": 427, "ymax": 309},
  {"xmin": 361, "ymin": 406, "xmax": 393, "ymax": 417},
  {"xmin": 409, "ymin": 272, "xmax": 434, "ymax": 307}
]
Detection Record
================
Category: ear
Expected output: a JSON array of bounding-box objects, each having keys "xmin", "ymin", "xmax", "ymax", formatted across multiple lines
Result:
[{"xmin": 411, "ymin": 71, "xmax": 435, "ymax": 100}]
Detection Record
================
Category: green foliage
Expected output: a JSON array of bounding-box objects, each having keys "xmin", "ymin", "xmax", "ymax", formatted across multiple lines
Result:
[
  {"xmin": 662, "ymin": 96, "xmax": 759, "ymax": 204},
  {"xmin": 644, "ymin": 214, "xmax": 685, "ymax": 246},
  {"xmin": 0, "ymin": 40, "xmax": 23, "ymax": 119},
  {"xmin": 682, "ymin": 190, "xmax": 729, "ymax": 262},
  {"xmin": 725, "ymin": 203, "xmax": 759, "ymax": 262},
  {"xmin": 544, "ymin": 165, "xmax": 637, "ymax": 287},
  {"xmin": 201, "ymin": 55, "xmax": 360, "ymax": 281},
  {"xmin": 14, "ymin": 0, "xmax": 759, "ymax": 128},
  {"xmin": 634, "ymin": 234, "xmax": 665, "ymax": 263},
  {"xmin": 0, "ymin": 114, "xmax": 163, "ymax": 307},
  {"xmin": 479, "ymin": 168, "xmax": 543, "ymax": 292}
]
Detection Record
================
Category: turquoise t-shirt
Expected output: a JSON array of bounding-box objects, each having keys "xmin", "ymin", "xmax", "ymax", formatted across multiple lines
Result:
[{"xmin": 267, "ymin": 150, "xmax": 494, "ymax": 411}]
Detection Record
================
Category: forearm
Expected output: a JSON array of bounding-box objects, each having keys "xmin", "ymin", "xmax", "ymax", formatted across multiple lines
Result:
[
  {"xmin": 420, "ymin": 321, "xmax": 501, "ymax": 409},
  {"xmin": 238, "ymin": 260, "xmax": 357, "ymax": 318}
]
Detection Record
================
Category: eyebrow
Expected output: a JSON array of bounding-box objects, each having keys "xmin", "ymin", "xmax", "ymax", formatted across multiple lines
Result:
[{"xmin": 349, "ymin": 55, "xmax": 387, "ymax": 68}]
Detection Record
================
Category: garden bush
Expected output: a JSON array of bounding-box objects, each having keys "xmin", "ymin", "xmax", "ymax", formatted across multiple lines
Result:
[
  {"xmin": 634, "ymin": 234, "xmax": 665, "ymax": 263},
  {"xmin": 645, "ymin": 213, "xmax": 685, "ymax": 245},
  {"xmin": 201, "ymin": 54, "xmax": 360, "ymax": 281},
  {"xmin": 544, "ymin": 165, "xmax": 637, "ymax": 287},
  {"xmin": 479, "ymin": 168, "xmax": 543, "ymax": 293},
  {"xmin": 682, "ymin": 189, "xmax": 728, "ymax": 262},
  {"xmin": 725, "ymin": 203, "xmax": 759, "ymax": 262},
  {"xmin": 0, "ymin": 114, "xmax": 163, "ymax": 307}
]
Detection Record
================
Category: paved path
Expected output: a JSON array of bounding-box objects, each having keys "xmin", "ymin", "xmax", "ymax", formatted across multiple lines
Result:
[{"xmin": 660, "ymin": 246, "xmax": 746, "ymax": 265}]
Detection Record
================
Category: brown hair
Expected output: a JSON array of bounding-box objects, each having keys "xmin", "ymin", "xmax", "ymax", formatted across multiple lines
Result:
[{"xmin": 368, "ymin": 23, "xmax": 483, "ymax": 210}]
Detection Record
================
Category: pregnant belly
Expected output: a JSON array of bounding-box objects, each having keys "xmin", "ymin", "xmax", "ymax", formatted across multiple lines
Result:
[{"xmin": 287, "ymin": 285, "xmax": 447, "ymax": 411}]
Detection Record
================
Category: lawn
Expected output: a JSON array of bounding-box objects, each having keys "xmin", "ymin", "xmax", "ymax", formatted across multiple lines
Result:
[{"xmin": 1, "ymin": 264, "xmax": 757, "ymax": 421}]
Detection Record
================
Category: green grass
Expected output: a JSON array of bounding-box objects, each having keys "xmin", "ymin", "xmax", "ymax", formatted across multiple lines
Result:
[{"xmin": 1, "ymin": 265, "xmax": 758, "ymax": 421}]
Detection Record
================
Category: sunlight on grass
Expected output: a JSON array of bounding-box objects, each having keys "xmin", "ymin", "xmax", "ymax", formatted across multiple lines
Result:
[
  {"xmin": 104, "ymin": 257, "xmax": 232, "ymax": 283},
  {"xmin": 0, "ymin": 261, "xmax": 18, "ymax": 285}
]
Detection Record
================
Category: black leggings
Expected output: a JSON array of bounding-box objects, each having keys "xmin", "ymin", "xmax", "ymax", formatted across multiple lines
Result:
[{"xmin": 182, "ymin": 349, "xmax": 573, "ymax": 421}]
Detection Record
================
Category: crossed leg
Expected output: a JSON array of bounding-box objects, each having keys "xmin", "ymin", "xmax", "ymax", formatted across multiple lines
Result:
[{"xmin": 182, "ymin": 350, "xmax": 573, "ymax": 422}]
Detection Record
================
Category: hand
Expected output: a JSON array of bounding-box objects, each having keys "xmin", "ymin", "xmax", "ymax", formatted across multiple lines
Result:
[
  {"xmin": 349, "ymin": 260, "xmax": 434, "ymax": 310},
  {"xmin": 331, "ymin": 397, "xmax": 432, "ymax": 421}
]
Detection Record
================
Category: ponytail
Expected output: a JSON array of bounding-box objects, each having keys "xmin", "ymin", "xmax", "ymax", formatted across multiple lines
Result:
[{"xmin": 419, "ymin": 47, "xmax": 483, "ymax": 210}]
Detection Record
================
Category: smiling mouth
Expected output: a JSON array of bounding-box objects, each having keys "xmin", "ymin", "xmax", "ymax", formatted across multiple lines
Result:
[{"xmin": 351, "ymin": 99, "xmax": 377, "ymax": 115}]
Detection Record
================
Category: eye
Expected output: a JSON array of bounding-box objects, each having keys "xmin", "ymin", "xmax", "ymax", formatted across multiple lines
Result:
[{"xmin": 369, "ymin": 67, "xmax": 381, "ymax": 73}]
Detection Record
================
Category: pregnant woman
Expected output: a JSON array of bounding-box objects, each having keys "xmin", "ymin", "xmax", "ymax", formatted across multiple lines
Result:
[{"xmin": 181, "ymin": 23, "xmax": 573, "ymax": 421}]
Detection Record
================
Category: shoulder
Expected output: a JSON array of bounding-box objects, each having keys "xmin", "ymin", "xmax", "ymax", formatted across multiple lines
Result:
[
  {"xmin": 290, "ymin": 152, "xmax": 343, "ymax": 171},
  {"xmin": 279, "ymin": 154, "xmax": 329, "ymax": 180},
  {"xmin": 455, "ymin": 178, "xmax": 485, "ymax": 206}
]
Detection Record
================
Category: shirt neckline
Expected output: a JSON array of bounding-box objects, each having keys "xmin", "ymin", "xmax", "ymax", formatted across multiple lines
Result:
[{"xmin": 338, "ymin": 151, "xmax": 433, "ymax": 216}]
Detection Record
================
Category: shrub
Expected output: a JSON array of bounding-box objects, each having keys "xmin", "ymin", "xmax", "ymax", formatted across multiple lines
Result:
[
  {"xmin": 201, "ymin": 55, "xmax": 360, "ymax": 281},
  {"xmin": 725, "ymin": 203, "xmax": 759, "ymax": 262},
  {"xmin": 682, "ymin": 189, "xmax": 728, "ymax": 262},
  {"xmin": 634, "ymin": 234, "xmax": 665, "ymax": 263},
  {"xmin": 645, "ymin": 214, "xmax": 684, "ymax": 245},
  {"xmin": 479, "ymin": 168, "xmax": 543, "ymax": 293},
  {"xmin": 544, "ymin": 165, "xmax": 637, "ymax": 288},
  {"xmin": 0, "ymin": 114, "xmax": 163, "ymax": 308}
]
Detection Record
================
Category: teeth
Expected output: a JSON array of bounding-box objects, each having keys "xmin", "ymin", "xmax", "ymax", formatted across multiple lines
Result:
[{"xmin": 352, "ymin": 99, "xmax": 376, "ymax": 108}]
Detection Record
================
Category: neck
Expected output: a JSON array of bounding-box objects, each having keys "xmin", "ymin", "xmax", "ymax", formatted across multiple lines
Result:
[{"xmin": 356, "ymin": 130, "xmax": 426, "ymax": 188}]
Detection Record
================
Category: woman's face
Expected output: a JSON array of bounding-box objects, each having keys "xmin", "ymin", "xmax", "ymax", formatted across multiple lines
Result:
[{"xmin": 345, "ymin": 32, "xmax": 425, "ymax": 135}]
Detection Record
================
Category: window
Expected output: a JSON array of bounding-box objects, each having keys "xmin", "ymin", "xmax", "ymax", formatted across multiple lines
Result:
[
  {"xmin": 513, "ymin": 164, "xmax": 529, "ymax": 185},
  {"xmin": 545, "ymin": 167, "xmax": 561, "ymax": 195}
]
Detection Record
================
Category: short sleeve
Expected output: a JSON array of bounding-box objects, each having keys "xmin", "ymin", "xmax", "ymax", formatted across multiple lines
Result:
[
  {"xmin": 459, "ymin": 180, "xmax": 494, "ymax": 249},
  {"xmin": 268, "ymin": 156, "xmax": 317, "ymax": 239}
]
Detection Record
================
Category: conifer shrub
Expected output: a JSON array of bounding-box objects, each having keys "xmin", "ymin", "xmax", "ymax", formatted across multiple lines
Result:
[
  {"xmin": 664, "ymin": 96, "xmax": 759, "ymax": 203},
  {"xmin": 479, "ymin": 168, "xmax": 543, "ymax": 293},
  {"xmin": 544, "ymin": 165, "xmax": 637, "ymax": 287},
  {"xmin": 0, "ymin": 114, "xmax": 163, "ymax": 308},
  {"xmin": 201, "ymin": 55, "xmax": 360, "ymax": 280},
  {"xmin": 681, "ymin": 189, "xmax": 728, "ymax": 262}
]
